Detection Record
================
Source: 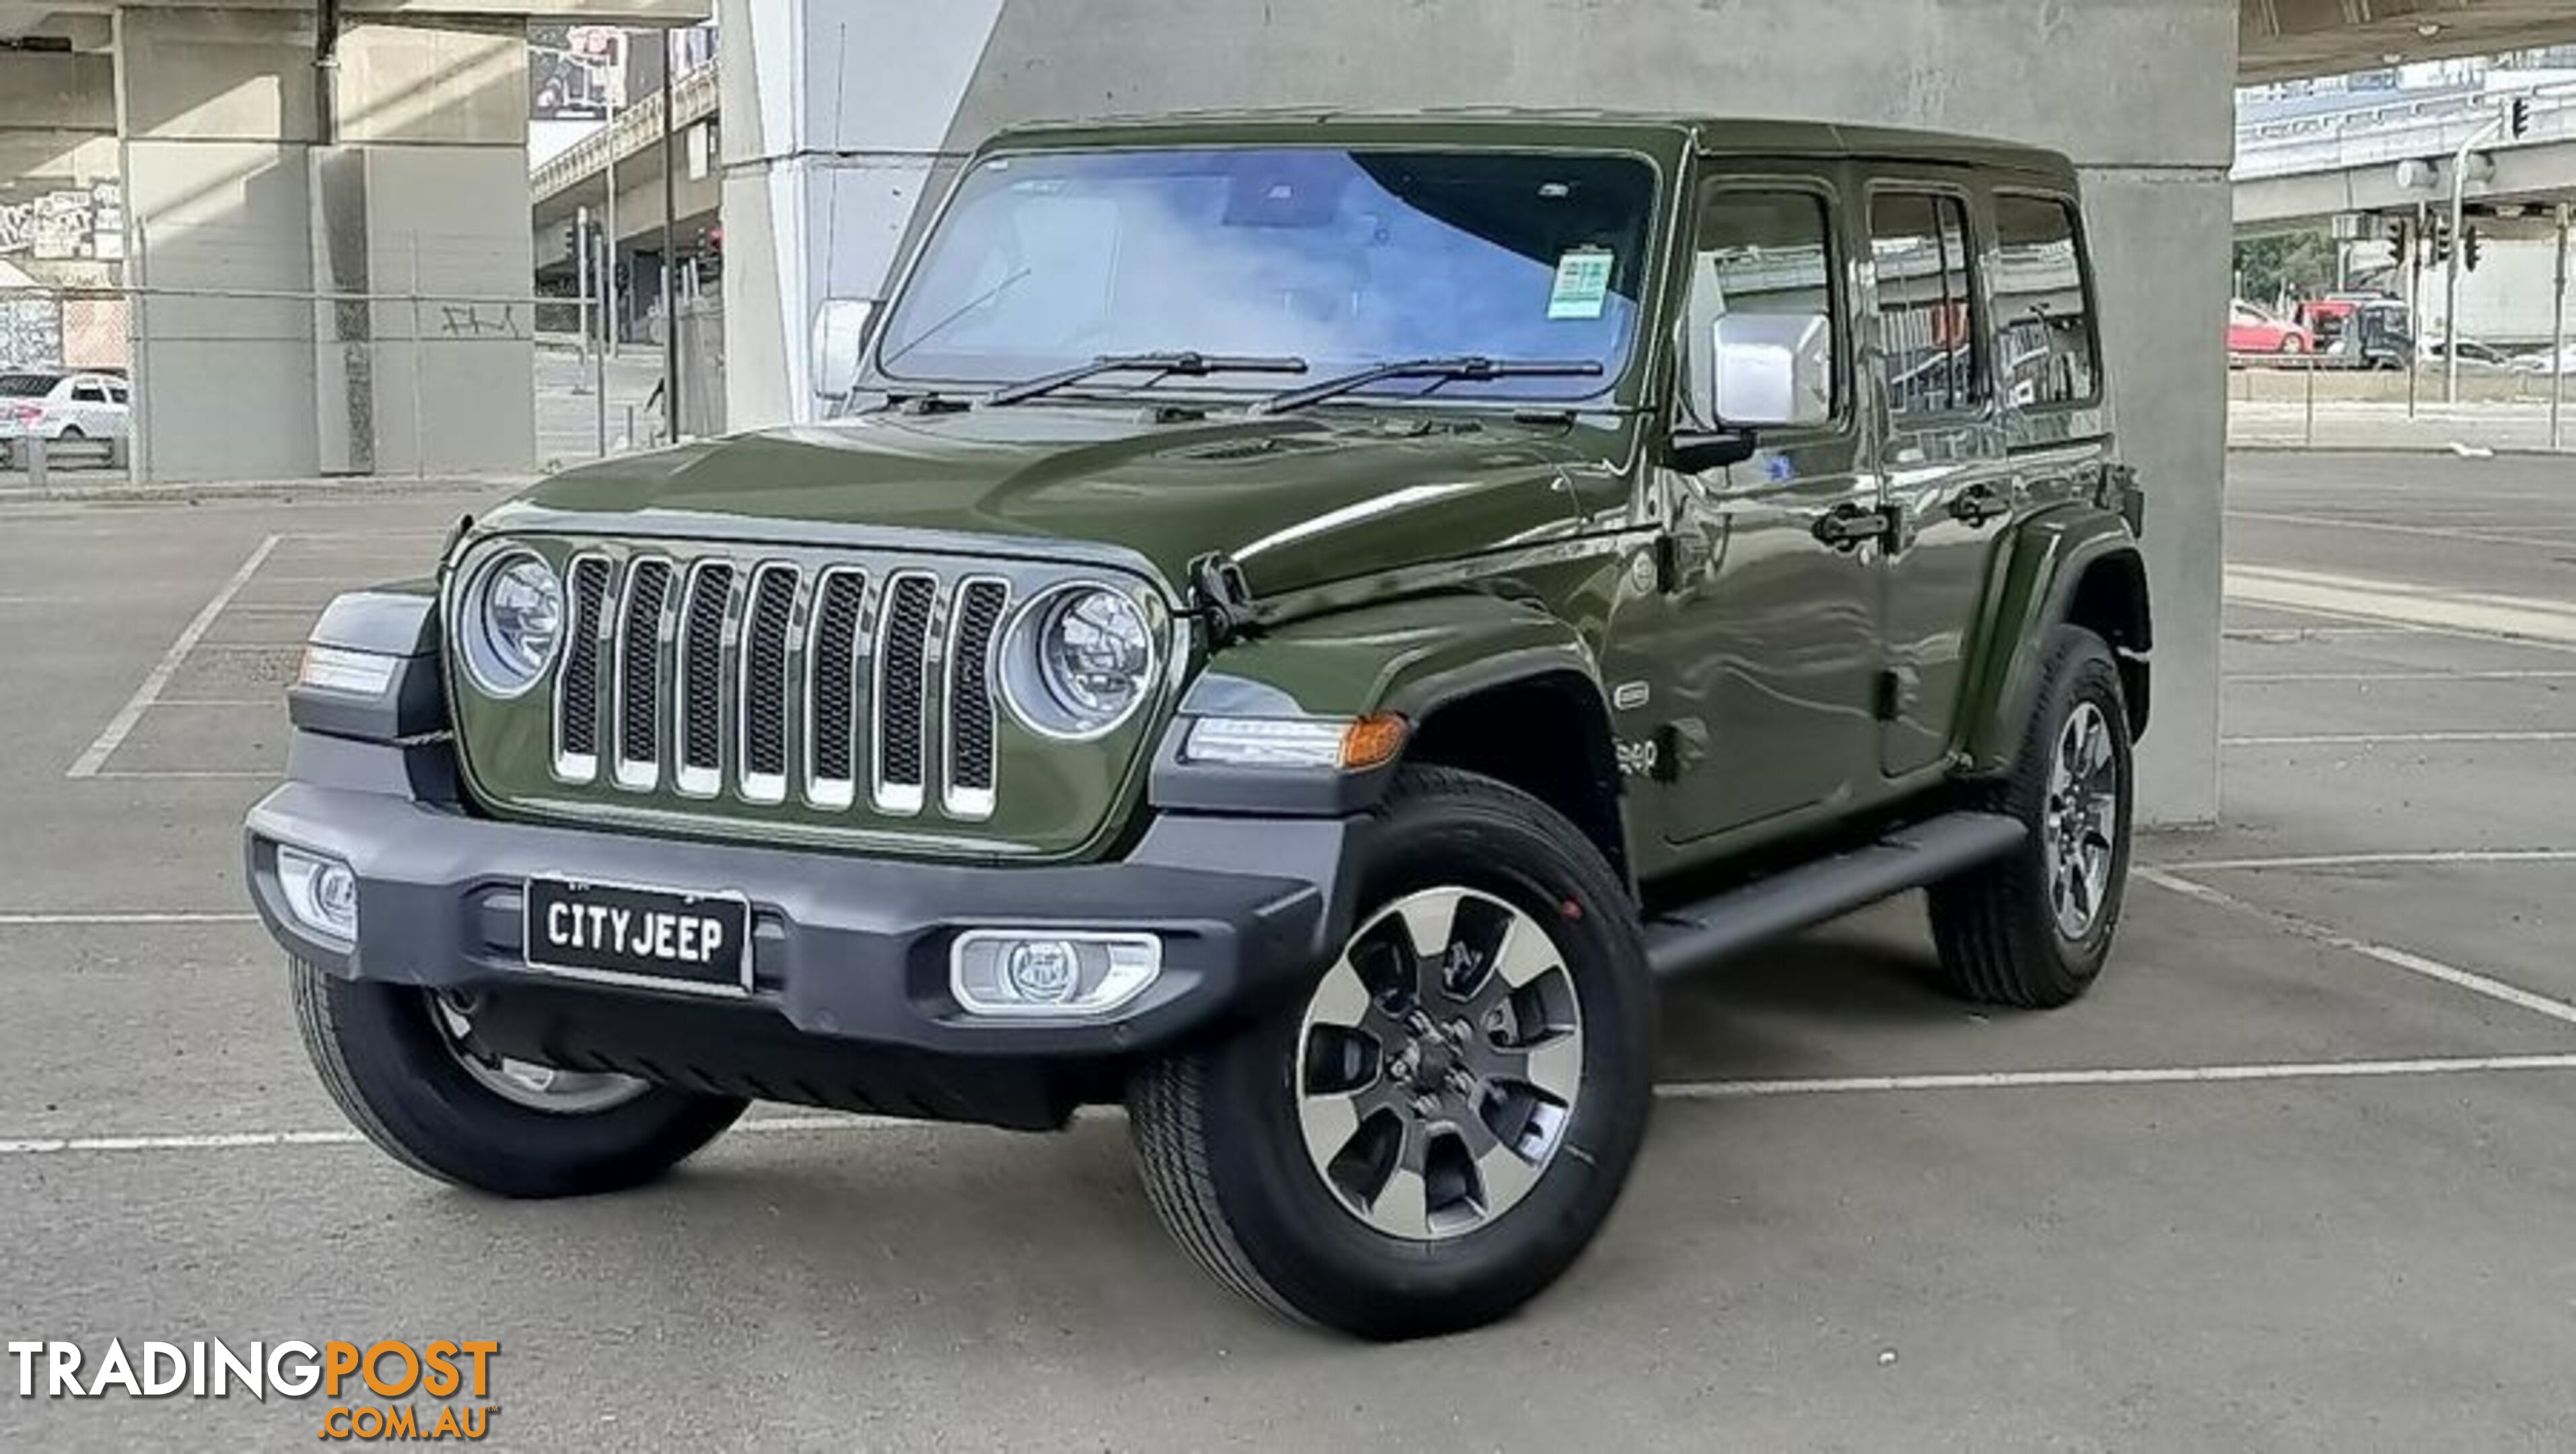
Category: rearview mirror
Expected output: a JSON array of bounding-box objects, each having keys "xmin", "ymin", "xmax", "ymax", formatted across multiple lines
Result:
[
  {"xmin": 1705, "ymin": 312, "xmax": 1832, "ymax": 429},
  {"xmin": 810, "ymin": 298, "xmax": 877, "ymax": 401}
]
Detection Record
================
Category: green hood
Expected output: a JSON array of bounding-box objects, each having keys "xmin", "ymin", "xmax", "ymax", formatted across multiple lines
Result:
[{"xmin": 498, "ymin": 407, "xmax": 1617, "ymax": 597}]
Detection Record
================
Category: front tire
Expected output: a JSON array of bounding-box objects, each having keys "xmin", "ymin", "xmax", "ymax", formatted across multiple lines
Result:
[
  {"xmin": 1926, "ymin": 625, "xmax": 2134, "ymax": 1009},
  {"xmin": 1129, "ymin": 766, "xmax": 1654, "ymax": 1340},
  {"xmin": 291, "ymin": 961, "xmax": 747, "ymax": 1197}
]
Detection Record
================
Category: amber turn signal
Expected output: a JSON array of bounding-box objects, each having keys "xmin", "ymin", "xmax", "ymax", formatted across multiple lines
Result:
[{"xmin": 1339, "ymin": 713, "xmax": 1409, "ymax": 771}]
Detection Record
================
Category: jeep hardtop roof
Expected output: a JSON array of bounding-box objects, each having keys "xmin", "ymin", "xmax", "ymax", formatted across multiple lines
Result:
[{"xmin": 981, "ymin": 108, "xmax": 2079, "ymax": 186}]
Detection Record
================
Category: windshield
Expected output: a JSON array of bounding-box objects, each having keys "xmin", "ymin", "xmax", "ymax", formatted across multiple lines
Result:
[
  {"xmin": 875, "ymin": 146, "xmax": 1657, "ymax": 404},
  {"xmin": 0, "ymin": 374, "xmax": 59, "ymax": 398}
]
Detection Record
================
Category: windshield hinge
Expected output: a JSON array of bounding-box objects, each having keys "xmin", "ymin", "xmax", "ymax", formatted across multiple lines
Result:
[{"xmin": 1188, "ymin": 552, "xmax": 1263, "ymax": 646}]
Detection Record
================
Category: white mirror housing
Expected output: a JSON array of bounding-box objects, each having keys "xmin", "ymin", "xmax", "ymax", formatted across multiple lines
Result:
[
  {"xmin": 1710, "ymin": 312, "xmax": 1832, "ymax": 429},
  {"xmin": 810, "ymin": 298, "xmax": 877, "ymax": 401}
]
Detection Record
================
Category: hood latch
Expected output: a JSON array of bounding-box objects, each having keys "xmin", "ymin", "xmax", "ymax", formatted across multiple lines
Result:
[{"xmin": 1188, "ymin": 552, "xmax": 1263, "ymax": 646}]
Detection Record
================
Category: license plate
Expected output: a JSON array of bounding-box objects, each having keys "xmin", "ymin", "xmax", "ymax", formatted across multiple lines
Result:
[{"xmin": 522, "ymin": 876, "xmax": 751, "ymax": 994}]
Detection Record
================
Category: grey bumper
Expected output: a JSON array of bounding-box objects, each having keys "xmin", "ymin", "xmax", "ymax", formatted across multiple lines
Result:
[{"xmin": 244, "ymin": 744, "xmax": 1358, "ymax": 1062}]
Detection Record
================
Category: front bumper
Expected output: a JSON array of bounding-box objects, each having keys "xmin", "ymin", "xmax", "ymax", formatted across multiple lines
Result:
[{"xmin": 246, "ymin": 734, "xmax": 1359, "ymax": 1122}]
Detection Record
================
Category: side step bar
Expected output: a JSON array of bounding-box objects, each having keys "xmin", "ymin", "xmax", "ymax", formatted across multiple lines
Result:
[{"xmin": 1643, "ymin": 811, "xmax": 2026, "ymax": 978}]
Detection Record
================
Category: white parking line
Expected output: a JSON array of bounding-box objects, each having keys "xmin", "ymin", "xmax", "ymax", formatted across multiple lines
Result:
[
  {"xmin": 2227, "ymin": 510, "xmax": 2546, "ymax": 549},
  {"xmin": 2224, "ymin": 730, "xmax": 2576, "ymax": 747},
  {"xmin": 83, "ymin": 769, "xmax": 277, "ymax": 781},
  {"xmin": 15, "ymin": 1055, "xmax": 2576, "ymax": 1157},
  {"xmin": 2138, "ymin": 866, "xmax": 2576, "ymax": 1029},
  {"xmin": 0, "ymin": 910, "xmax": 260, "ymax": 926},
  {"xmin": 1653, "ymin": 1055, "xmax": 2576, "ymax": 1099},
  {"xmin": 147, "ymin": 699, "xmax": 280, "ymax": 709},
  {"xmin": 66, "ymin": 535, "xmax": 281, "ymax": 780},
  {"xmin": 2153, "ymin": 848, "xmax": 2576, "ymax": 872},
  {"xmin": 2227, "ymin": 565, "xmax": 2576, "ymax": 650},
  {"xmin": 2227, "ymin": 670, "xmax": 2576, "ymax": 683}
]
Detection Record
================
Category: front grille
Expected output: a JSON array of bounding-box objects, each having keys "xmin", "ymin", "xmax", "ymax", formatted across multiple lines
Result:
[{"xmin": 553, "ymin": 553, "xmax": 1013, "ymax": 821}]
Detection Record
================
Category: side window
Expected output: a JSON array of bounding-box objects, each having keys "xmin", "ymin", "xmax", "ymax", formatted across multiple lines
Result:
[
  {"xmin": 71, "ymin": 382, "xmax": 108, "ymax": 404},
  {"xmin": 1683, "ymin": 188, "xmax": 1838, "ymax": 429},
  {"xmin": 106, "ymin": 383, "xmax": 129, "ymax": 406},
  {"xmin": 1870, "ymin": 191, "xmax": 1983, "ymax": 419},
  {"xmin": 1992, "ymin": 195, "xmax": 2098, "ymax": 409}
]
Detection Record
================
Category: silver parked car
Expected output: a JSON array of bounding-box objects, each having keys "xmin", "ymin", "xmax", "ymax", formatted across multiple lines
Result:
[{"xmin": 0, "ymin": 369, "xmax": 130, "ymax": 468}]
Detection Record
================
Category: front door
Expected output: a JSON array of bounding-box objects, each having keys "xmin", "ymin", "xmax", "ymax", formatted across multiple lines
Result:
[
  {"xmin": 1634, "ymin": 176, "xmax": 1885, "ymax": 846},
  {"xmin": 1863, "ymin": 183, "xmax": 2015, "ymax": 777}
]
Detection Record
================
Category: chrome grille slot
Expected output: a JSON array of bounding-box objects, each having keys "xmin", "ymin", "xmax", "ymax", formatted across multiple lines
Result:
[
  {"xmin": 740, "ymin": 564, "xmax": 799, "ymax": 803},
  {"xmin": 510, "ymin": 547, "xmax": 1077, "ymax": 829},
  {"xmin": 613, "ymin": 558, "xmax": 674, "ymax": 789},
  {"xmin": 943, "ymin": 579, "xmax": 1010, "ymax": 819},
  {"xmin": 553, "ymin": 555, "xmax": 615, "ymax": 782},
  {"xmin": 872, "ymin": 572, "xmax": 938, "ymax": 815},
  {"xmin": 804, "ymin": 568, "xmax": 866, "ymax": 808},
  {"xmin": 676, "ymin": 562, "xmax": 736, "ymax": 797}
]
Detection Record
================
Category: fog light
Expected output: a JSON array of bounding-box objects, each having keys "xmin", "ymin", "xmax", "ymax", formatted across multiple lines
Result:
[
  {"xmin": 951, "ymin": 931, "xmax": 1161, "ymax": 1017},
  {"xmin": 276, "ymin": 845, "xmax": 358, "ymax": 939}
]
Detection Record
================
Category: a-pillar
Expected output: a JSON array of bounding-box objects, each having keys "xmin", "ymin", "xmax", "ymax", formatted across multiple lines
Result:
[
  {"xmin": 720, "ymin": 0, "xmax": 2233, "ymax": 825},
  {"xmin": 115, "ymin": 8, "xmax": 536, "ymax": 481}
]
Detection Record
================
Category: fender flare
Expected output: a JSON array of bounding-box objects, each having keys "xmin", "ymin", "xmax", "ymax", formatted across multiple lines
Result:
[{"xmin": 1957, "ymin": 509, "xmax": 2152, "ymax": 775}]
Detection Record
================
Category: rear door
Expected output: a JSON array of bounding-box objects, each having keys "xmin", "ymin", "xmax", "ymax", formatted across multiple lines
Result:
[{"xmin": 1863, "ymin": 179, "xmax": 2015, "ymax": 778}]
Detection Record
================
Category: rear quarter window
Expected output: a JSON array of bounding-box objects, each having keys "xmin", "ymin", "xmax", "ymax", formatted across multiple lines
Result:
[{"xmin": 1992, "ymin": 195, "xmax": 2099, "ymax": 410}]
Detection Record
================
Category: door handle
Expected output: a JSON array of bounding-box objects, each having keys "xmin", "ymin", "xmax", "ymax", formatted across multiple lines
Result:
[
  {"xmin": 1949, "ymin": 483, "xmax": 2012, "ymax": 528},
  {"xmin": 1810, "ymin": 503, "xmax": 1891, "ymax": 552}
]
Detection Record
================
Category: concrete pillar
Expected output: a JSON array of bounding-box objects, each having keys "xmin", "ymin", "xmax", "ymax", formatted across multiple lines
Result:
[
  {"xmin": 721, "ymin": 0, "xmax": 2233, "ymax": 825},
  {"xmin": 115, "ymin": 9, "xmax": 536, "ymax": 481},
  {"xmin": 0, "ymin": 50, "xmax": 123, "ymax": 371}
]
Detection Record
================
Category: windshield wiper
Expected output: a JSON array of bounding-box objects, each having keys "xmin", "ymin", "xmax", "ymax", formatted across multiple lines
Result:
[
  {"xmin": 1251, "ymin": 356, "xmax": 1605, "ymax": 415},
  {"xmin": 985, "ymin": 351, "xmax": 1309, "ymax": 407}
]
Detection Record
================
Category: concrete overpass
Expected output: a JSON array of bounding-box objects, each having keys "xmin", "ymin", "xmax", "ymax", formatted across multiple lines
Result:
[
  {"xmin": 0, "ymin": 0, "xmax": 707, "ymax": 480},
  {"xmin": 528, "ymin": 54, "xmax": 718, "ymax": 290},
  {"xmin": 2236, "ymin": 82, "xmax": 2576, "ymax": 227}
]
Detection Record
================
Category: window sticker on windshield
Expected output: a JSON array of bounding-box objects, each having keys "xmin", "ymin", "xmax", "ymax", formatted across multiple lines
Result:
[{"xmin": 1547, "ymin": 248, "xmax": 1615, "ymax": 320}]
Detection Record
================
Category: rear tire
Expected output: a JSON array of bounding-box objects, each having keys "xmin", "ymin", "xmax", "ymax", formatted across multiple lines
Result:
[
  {"xmin": 1926, "ymin": 626, "xmax": 2134, "ymax": 1009},
  {"xmin": 291, "ymin": 960, "xmax": 746, "ymax": 1197},
  {"xmin": 1129, "ymin": 765, "xmax": 1653, "ymax": 1340}
]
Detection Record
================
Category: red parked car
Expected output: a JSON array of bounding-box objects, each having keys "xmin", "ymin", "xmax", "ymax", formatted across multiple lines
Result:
[{"xmin": 2229, "ymin": 302, "xmax": 2314, "ymax": 355}]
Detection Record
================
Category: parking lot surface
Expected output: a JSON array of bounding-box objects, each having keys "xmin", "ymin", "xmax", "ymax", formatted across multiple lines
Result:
[{"xmin": 3, "ymin": 452, "xmax": 2573, "ymax": 1449}]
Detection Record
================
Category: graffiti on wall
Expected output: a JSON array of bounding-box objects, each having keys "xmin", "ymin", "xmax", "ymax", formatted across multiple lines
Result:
[{"xmin": 0, "ymin": 182, "xmax": 124, "ymax": 262}]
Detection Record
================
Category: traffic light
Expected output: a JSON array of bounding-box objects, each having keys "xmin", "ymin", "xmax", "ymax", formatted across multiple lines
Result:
[
  {"xmin": 2463, "ymin": 224, "xmax": 2484, "ymax": 273},
  {"xmin": 2509, "ymin": 96, "xmax": 2533, "ymax": 139},
  {"xmin": 2429, "ymin": 224, "xmax": 2452, "ymax": 269}
]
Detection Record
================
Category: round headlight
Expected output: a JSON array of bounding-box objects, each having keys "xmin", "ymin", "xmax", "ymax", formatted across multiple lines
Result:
[
  {"xmin": 1002, "ymin": 584, "xmax": 1158, "ymax": 739},
  {"xmin": 460, "ymin": 550, "xmax": 564, "ymax": 697}
]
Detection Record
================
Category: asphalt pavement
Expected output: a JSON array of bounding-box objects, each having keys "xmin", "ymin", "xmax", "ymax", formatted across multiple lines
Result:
[{"xmin": 3, "ymin": 452, "xmax": 2574, "ymax": 1450}]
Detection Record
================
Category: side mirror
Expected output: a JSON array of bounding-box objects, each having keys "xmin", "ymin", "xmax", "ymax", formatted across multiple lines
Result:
[
  {"xmin": 1706, "ymin": 312, "xmax": 1832, "ymax": 429},
  {"xmin": 810, "ymin": 298, "xmax": 877, "ymax": 402}
]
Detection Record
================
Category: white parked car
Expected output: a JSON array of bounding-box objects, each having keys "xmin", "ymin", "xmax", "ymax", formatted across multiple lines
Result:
[
  {"xmin": 2509, "ymin": 345, "xmax": 2576, "ymax": 377},
  {"xmin": 0, "ymin": 369, "xmax": 129, "ymax": 468}
]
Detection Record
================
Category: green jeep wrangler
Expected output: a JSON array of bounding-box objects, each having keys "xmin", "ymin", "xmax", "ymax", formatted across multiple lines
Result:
[{"xmin": 246, "ymin": 112, "xmax": 2148, "ymax": 1340}]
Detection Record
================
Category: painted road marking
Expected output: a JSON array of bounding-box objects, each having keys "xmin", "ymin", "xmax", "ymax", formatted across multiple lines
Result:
[
  {"xmin": 2227, "ymin": 670, "xmax": 2576, "ymax": 683},
  {"xmin": 0, "ymin": 911, "xmax": 261, "ymax": 926},
  {"xmin": 2227, "ymin": 564, "xmax": 2576, "ymax": 648},
  {"xmin": 18, "ymin": 1057, "xmax": 2576, "ymax": 1157},
  {"xmin": 2139, "ymin": 867, "xmax": 2576, "ymax": 1029},
  {"xmin": 66, "ymin": 535, "xmax": 281, "ymax": 779},
  {"xmin": 2228, "ymin": 509, "xmax": 2556, "ymax": 549},
  {"xmin": 2224, "ymin": 730, "xmax": 2576, "ymax": 747},
  {"xmin": 2154, "ymin": 848, "xmax": 2576, "ymax": 873}
]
